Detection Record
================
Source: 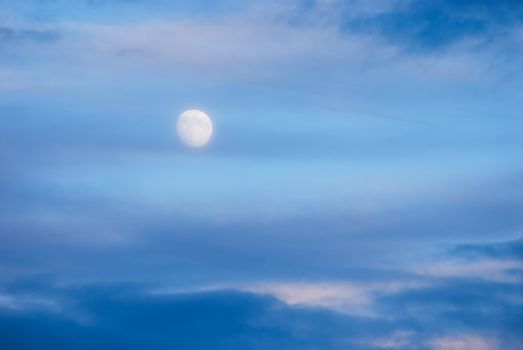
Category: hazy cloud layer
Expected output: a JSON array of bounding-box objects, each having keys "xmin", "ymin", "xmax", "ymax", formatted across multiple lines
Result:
[
  {"xmin": 1, "ymin": 1, "xmax": 522, "ymax": 349},
  {"xmin": 1, "ymin": 239, "xmax": 522, "ymax": 349},
  {"xmin": 1, "ymin": 0, "xmax": 522, "ymax": 84}
]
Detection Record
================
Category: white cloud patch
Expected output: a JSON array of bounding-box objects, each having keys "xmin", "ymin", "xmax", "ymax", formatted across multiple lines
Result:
[
  {"xmin": 428, "ymin": 335, "xmax": 498, "ymax": 350},
  {"xmin": 59, "ymin": 18, "xmax": 371, "ymax": 82},
  {"xmin": 244, "ymin": 281, "xmax": 373, "ymax": 315},
  {"xmin": 416, "ymin": 259, "xmax": 523, "ymax": 284},
  {"xmin": 154, "ymin": 279, "xmax": 429, "ymax": 316},
  {"xmin": 355, "ymin": 330, "xmax": 416, "ymax": 349},
  {"xmin": 152, "ymin": 249, "xmax": 523, "ymax": 316},
  {"xmin": 0, "ymin": 293, "xmax": 60, "ymax": 312}
]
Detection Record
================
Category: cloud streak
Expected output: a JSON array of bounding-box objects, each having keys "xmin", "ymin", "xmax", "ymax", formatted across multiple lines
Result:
[{"xmin": 2, "ymin": 0, "xmax": 522, "ymax": 86}]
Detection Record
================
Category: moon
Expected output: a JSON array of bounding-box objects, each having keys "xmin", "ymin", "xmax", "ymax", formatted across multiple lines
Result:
[{"xmin": 176, "ymin": 109, "xmax": 213, "ymax": 148}]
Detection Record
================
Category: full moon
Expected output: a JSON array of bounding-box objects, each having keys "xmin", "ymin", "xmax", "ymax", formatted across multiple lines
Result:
[{"xmin": 176, "ymin": 109, "xmax": 213, "ymax": 147}]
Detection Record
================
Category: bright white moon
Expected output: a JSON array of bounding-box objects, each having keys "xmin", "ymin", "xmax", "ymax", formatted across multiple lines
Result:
[{"xmin": 176, "ymin": 109, "xmax": 213, "ymax": 148}]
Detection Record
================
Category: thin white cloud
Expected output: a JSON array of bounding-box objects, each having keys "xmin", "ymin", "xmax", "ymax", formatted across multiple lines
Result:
[
  {"xmin": 356, "ymin": 332, "xmax": 501, "ymax": 350},
  {"xmin": 153, "ymin": 279, "xmax": 429, "ymax": 316},
  {"xmin": 58, "ymin": 18, "xmax": 371, "ymax": 82},
  {"xmin": 416, "ymin": 259, "xmax": 523, "ymax": 284},
  {"xmin": 151, "ymin": 247, "xmax": 523, "ymax": 316},
  {"xmin": 357, "ymin": 331, "xmax": 416, "ymax": 349},
  {"xmin": 0, "ymin": 293, "xmax": 60, "ymax": 312},
  {"xmin": 428, "ymin": 335, "xmax": 498, "ymax": 350},
  {"xmin": 244, "ymin": 281, "xmax": 373, "ymax": 315},
  {"xmin": 3, "ymin": 1, "xmax": 513, "ymax": 87},
  {"xmin": 244, "ymin": 279, "xmax": 434, "ymax": 315}
]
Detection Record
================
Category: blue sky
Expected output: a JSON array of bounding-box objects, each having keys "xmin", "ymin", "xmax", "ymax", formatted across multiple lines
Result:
[{"xmin": 1, "ymin": 1, "xmax": 523, "ymax": 349}]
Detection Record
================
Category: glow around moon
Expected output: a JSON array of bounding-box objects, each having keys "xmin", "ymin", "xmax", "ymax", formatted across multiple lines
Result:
[{"xmin": 176, "ymin": 109, "xmax": 213, "ymax": 147}]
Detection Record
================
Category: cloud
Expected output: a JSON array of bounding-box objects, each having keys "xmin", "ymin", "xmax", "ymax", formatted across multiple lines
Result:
[
  {"xmin": 1, "ymin": 267, "xmax": 522, "ymax": 350},
  {"xmin": 159, "ymin": 237, "xmax": 523, "ymax": 318},
  {"xmin": 0, "ymin": 284, "xmax": 360, "ymax": 350},
  {"xmin": 414, "ymin": 238, "xmax": 523, "ymax": 283},
  {"xmin": 450, "ymin": 238, "xmax": 523, "ymax": 260},
  {"xmin": 416, "ymin": 259, "xmax": 523, "ymax": 283},
  {"xmin": 236, "ymin": 280, "xmax": 429, "ymax": 316},
  {"xmin": 363, "ymin": 330, "xmax": 416, "ymax": 349},
  {"xmin": 3, "ymin": 0, "xmax": 521, "ymax": 87},
  {"xmin": 0, "ymin": 239, "xmax": 522, "ymax": 349},
  {"xmin": 343, "ymin": 0, "xmax": 523, "ymax": 51},
  {"xmin": 244, "ymin": 282, "xmax": 373, "ymax": 314},
  {"xmin": 0, "ymin": 2, "xmax": 521, "ymax": 349},
  {"xmin": 58, "ymin": 17, "xmax": 365, "ymax": 82},
  {"xmin": 0, "ymin": 293, "xmax": 60, "ymax": 312},
  {"xmin": 428, "ymin": 335, "xmax": 498, "ymax": 350}
]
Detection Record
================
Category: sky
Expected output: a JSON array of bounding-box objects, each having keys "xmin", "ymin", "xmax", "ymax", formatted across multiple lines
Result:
[{"xmin": 1, "ymin": 0, "xmax": 523, "ymax": 349}]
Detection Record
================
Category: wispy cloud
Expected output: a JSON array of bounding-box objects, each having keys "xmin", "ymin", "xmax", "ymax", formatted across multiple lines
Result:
[
  {"xmin": 2, "ymin": 1, "xmax": 521, "ymax": 87},
  {"xmin": 1, "ymin": 263, "xmax": 521, "ymax": 350},
  {"xmin": 416, "ymin": 259, "xmax": 523, "ymax": 283},
  {"xmin": 239, "ymin": 280, "xmax": 428, "ymax": 316},
  {"xmin": 428, "ymin": 334, "xmax": 498, "ymax": 350}
]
